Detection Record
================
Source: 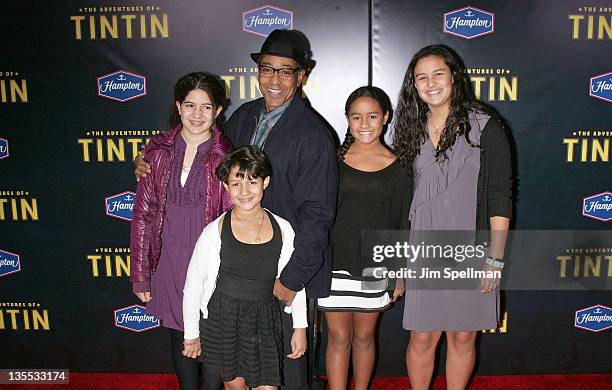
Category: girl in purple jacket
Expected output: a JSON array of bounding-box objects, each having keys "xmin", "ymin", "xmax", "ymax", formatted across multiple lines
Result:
[{"xmin": 130, "ymin": 72, "xmax": 232, "ymax": 390}]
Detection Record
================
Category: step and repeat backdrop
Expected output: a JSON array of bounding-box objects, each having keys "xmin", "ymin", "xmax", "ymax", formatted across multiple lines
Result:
[{"xmin": 1, "ymin": 0, "xmax": 611, "ymax": 377}]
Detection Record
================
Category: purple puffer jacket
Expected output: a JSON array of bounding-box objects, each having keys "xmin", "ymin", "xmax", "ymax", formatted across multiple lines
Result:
[{"xmin": 130, "ymin": 123, "xmax": 232, "ymax": 288}]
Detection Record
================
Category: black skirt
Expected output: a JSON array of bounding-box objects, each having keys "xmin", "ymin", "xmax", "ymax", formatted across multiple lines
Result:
[{"xmin": 200, "ymin": 290, "xmax": 284, "ymax": 387}]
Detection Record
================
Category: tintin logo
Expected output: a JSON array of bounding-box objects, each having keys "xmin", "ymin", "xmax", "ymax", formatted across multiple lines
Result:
[
  {"xmin": 574, "ymin": 304, "xmax": 612, "ymax": 332},
  {"xmin": 466, "ymin": 68, "xmax": 518, "ymax": 102},
  {"xmin": 77, "ymin": 129, "xmax": 159, "ymax": 163},
  {"xmin": 1, "ymin": 72, "xmax": 27, "ymax": 103},
  {"xmin": 0, "ymin": 302, "xmax": 50, "ymax": 330},
  {"xmin": 105, "ymin": 191, "xmax": 136, "ymax": 221},
  {"xmin": 0, "ymin": 249, "xmax": 20, "ymax": 278},
  {"xmin": 114, "ymin": 304, "xmax": 160, "ymax": 332},
  {"xmin": 0, "ymin": 192, "xmax": 38, "ymax": 221},
  {"xmin": 97, "ymin": 71, "xmax": 146, "ymax": 102},
  {"xmin": 87, "ymin": 248, "xmax": 130, "ymax": 278},
  {"xmin": 557, "ymin": 247, "xmax": 612, "ymax": 279},
  {"xmin": 582, "ymin": 191, "xmax": 612, "ymax": 222},
  {"xmin": 70, "ymin": 8, "xmax": 169, "ymax": 40},
  {"xmin": 590, "ymin": 72, "xmax": 612, "ymax": 103},
  {"xmin": 568, "ymin": 8, "xmax": 612, "ymax": 40},
  {"xmin": 0, "ymin": 138, "xmax": 8, "ymax": 160},
  {"xmin": 444, "ymin": 6, "xmax": 494, "ymax": 39},
  {"xmin": 243, "ymin": 5, "xmax": 292, "ymax": 37},
  {"xmin": 562, "ymin": 130, "xmax": 611, "ymax": 163}
]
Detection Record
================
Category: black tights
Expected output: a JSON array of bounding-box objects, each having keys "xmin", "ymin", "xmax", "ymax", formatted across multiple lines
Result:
[{"xmin": 168, "ymin": 328, "xmax": 222, "ymax": 390}]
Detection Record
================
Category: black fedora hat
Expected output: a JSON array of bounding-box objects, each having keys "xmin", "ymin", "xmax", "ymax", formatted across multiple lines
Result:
[{"xmin": 250, "ymin": 29, "xmax": 314, "ymax": 70}]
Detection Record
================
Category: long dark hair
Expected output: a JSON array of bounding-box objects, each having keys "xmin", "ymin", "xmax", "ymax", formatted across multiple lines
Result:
[
  {"xmin": 393, "ymin": 44, "xmax": 497, "ymax": 173},
  {"xmin": 338, "ymin": 86, "xmax": 393, "ymax": 160},
  {"xmin": 169, "ymin": 72, "xmax": 227, "ymax": 126}
]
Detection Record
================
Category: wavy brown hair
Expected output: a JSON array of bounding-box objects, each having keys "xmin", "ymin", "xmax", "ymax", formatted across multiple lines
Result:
[
  {"xmin": 393, "ymin": 45, "xmax": 498, "ymax": 173},
  {"xmin": 169, "ymin": 72, "xmax": 227, "ymax": 127},
  {"xmin": 338, "ymin": 86, "xmax": 393, "ymax": 160}
]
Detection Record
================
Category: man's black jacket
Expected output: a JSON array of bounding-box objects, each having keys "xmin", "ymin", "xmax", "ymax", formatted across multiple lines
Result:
[{"xmin": 224, "ymin": 95, "xmax": 338, "ymax": 298}]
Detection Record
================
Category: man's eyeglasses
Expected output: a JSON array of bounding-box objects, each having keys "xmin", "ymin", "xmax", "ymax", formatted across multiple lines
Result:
[{"xmin": 258, "ymin": 65, "xmax": 301, "ymax": 79}]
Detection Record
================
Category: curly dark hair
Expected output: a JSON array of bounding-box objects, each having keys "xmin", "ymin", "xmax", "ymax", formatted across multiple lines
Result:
[
  {"xmin": 216, "ymin": 145, "xmax": 272, "ymax": 184},
  {"xmin": 338, "ymin": 86, "xmax": 393, "ymax": 160},
  {"xmin": 393, "ymin": 44, "xmax": 498, "ymax": 173},
  {"xmin": 169, "ymin": 72, "xmax": 227, "ymax": 126}
]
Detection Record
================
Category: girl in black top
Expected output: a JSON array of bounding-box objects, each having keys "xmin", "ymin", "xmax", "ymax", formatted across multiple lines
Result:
[
  {"xmin": 317, "ymin": 87, "xmax": 412, "ymax": 390},
  {"xmin": 182, "ymin": 146, "xmax": 307, "ymax": 390}
]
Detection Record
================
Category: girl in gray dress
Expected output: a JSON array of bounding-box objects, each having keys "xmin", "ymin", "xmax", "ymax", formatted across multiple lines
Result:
[{"xmin": 394, "ymin": 45, "xmax": 512, "ymax": 390}]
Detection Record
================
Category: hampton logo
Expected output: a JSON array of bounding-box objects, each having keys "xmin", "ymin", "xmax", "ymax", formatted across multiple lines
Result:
[
  {"xmin": 114, "ymin": 304, "xmax": 159, "ymax": 332},
  {"xmin": 582, "ymin": 191, "xmax": 612, "ymax": 222},
  {"xmin": 590, "ymin": 72, "xmax": 612, "ymax": 103},
  {"xmin": 444, "ymin": 6, "xmax": 494, "ymax": 39},
  {"xmin": 0, "ymin": 249, "xmax": 21, "ymax": 278},
  {"xmin": 105, "ymin": 191, "xmax": 136, "ymax": 221},
  {"xmin": 243, "ymin": 5, "xmax": 292, "ymax": 37},
  {"xmin": 0, "ymin": 138, "xmax": 8, "ymax": 160},
  {"xmin": 574, "ymin": 304, "xmax": 612, "ymax": 332},
  {"xmin": 97, "ymin": 70, "xmax": 146, "ymax": 102}
]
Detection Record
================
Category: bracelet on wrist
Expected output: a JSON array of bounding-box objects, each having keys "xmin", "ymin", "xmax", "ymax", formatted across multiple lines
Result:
[
  {"xmin": 485, "ymin": 256, "xmax": 504, "ymax": 269},
  {"xmin": 183, "ymin": 338, "xmax": 200, "ymax": 346}
]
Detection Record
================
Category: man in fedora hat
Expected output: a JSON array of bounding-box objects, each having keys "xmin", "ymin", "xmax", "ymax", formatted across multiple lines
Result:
[
  {"xmin": 135, "ymin": 29, "xmax": 337, "ymax": 389},
  {"xmin": 224, "ymin": 29, "xmax": 337, "ymax": 389}
]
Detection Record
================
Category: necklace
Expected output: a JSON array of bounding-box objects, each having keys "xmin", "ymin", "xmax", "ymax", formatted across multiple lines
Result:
[
  {"xmin": 428, "ymin": 118, "xmax": 446, "ymax": 135},
  {"xmin": 431, "ymin": 123, "xmax": 444, "ymax": 135},
  {"xmin": 426, "ymin": 112, "xmax": 447, "ymax": 136},
  {"xmin": 234, "ymin": 210, "xmax": 265, "ymax": 243}
]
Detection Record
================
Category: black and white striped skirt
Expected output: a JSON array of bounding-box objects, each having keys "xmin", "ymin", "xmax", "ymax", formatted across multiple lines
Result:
[{"xmin": 317, "ymin": 270, "xmax": 391, "ymax": 312}]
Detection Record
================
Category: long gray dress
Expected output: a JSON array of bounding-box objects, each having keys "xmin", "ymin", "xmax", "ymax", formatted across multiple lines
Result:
[{"xmin": 402, "ymin": 113, "xmax": 498, "ymax": 332}]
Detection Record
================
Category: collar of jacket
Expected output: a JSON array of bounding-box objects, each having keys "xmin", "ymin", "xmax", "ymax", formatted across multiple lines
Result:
[
  {"xmin": 254, "ymin": 94, "xmax": 307, "ymax": 135},
  {"xmin": 146, "ymin": 123, "xmax": 230, "ymax": 155}
]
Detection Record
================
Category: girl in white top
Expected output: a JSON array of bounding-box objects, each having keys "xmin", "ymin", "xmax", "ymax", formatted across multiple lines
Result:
[{"xmin": 182, "ymin": 146, "xmax": 306, "ymax": 390}]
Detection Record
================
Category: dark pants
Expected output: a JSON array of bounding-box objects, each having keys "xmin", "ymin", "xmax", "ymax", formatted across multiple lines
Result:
[
  {"xmin": 281, "ymin": 310, "xmax": 309, "ymax": 390},
  {"xmin": 168, "ymin": 328, "xmax": 223, "ymax": 390}
]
